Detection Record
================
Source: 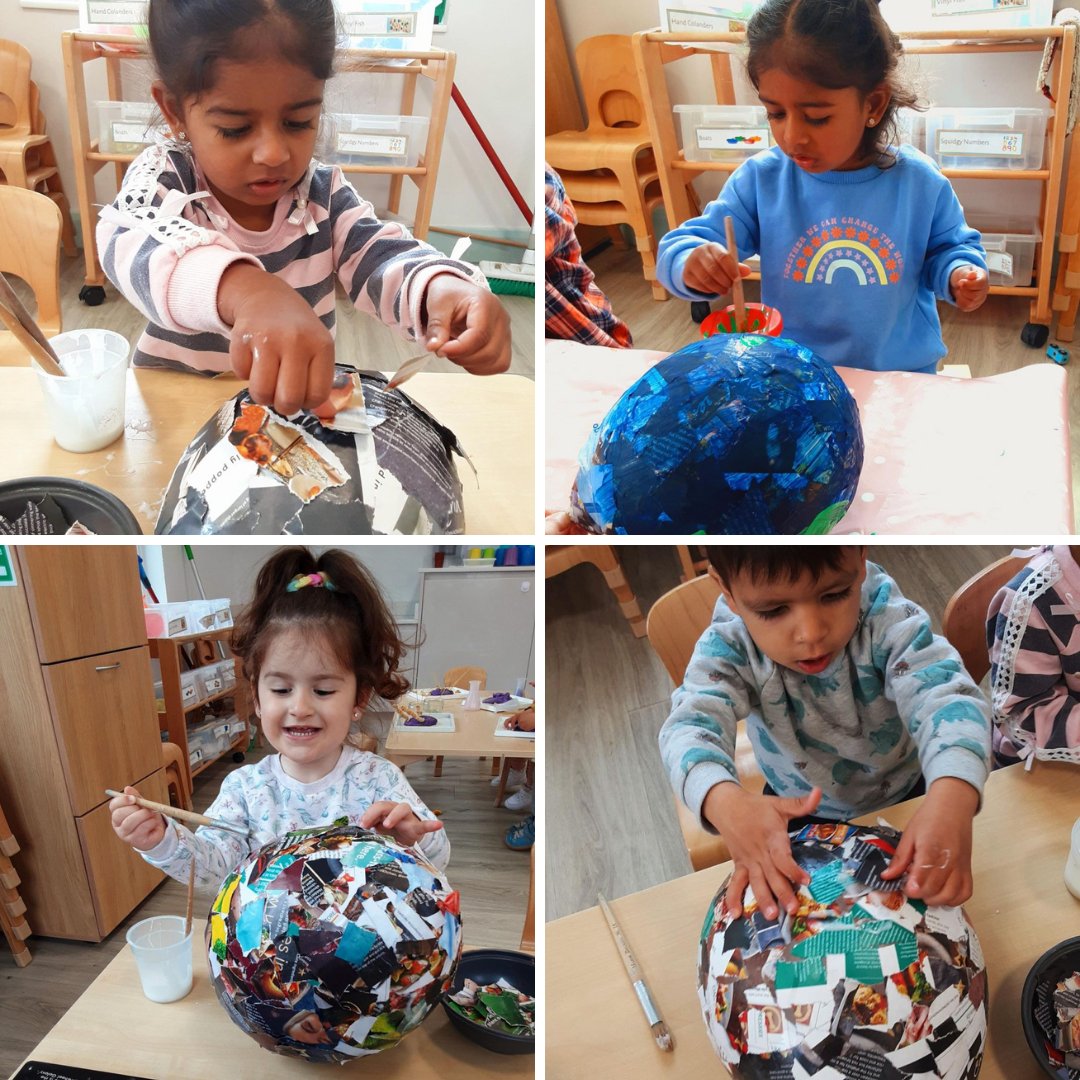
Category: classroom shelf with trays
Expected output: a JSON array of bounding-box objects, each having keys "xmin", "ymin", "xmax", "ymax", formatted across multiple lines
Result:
[
  {"xmin": 61, "ymin": 31, "xmax": 456, "ymax": 304},
  {"xmin": 149, "ymin": 628, "xmax": 253, "ymax": 790},
  {"xmin": 633, "ymin": 25, "xmax": 1076, "ymax": 346}
]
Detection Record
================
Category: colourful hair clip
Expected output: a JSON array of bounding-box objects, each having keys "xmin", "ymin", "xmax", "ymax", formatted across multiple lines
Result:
[{"xmin": 286, "ymin": 572, "xmax": 336, "ymax": 592}]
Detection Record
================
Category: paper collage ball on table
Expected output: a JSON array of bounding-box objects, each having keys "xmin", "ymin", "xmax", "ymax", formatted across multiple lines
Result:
[
  {"xmin": 157, "ymin": 367, "xmax": 469, "ymax": 535},
  {"xmin": 570, "ymin": 335, "xmax": 864, "ymax": 535},
  {"xmin": 207, "ymin": 823, "xmax": 462, "ymax": 1064},
  {"xmin": 699, "ymin": 823, "xmax": 987, "ymax": 1080}
]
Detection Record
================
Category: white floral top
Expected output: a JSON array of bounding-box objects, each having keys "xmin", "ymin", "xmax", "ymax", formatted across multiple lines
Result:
[{"xmin": 139, "ymin": 745, "xmax": 449, "ymax": 888}]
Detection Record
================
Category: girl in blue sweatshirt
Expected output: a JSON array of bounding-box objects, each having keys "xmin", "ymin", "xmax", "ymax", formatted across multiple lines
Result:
[{"xmin": 656, "ymin": 0, "xmax": 989, "ymax": 374}]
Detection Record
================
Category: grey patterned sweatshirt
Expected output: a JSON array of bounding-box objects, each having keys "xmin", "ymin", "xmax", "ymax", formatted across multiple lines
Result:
[{"xmin": 659, "ymin": 562, "xmax": 991, "ymax": 829}]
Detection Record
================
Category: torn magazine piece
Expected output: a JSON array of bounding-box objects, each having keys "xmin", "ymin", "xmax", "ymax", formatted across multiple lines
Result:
[
  {"xmin": 699, "ymin": 822, "xmax": 987, "ymax": 1080},
  {"xmin": 207, "ymin": 822, "xmax": 462, "ymax": 1064},
  {"xmin": 156, "ymin": 369, "xmax": 468, "ymax": 534}
]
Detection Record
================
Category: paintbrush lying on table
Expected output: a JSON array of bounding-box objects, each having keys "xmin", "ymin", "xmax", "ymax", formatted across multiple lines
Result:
[
  {"xmin": 105, "ymin": 789, "xmax": 251, "ymax": 838},
  {"xmin": 598, "ymin": 892, "xmax": 673, "ymax": 1052}
]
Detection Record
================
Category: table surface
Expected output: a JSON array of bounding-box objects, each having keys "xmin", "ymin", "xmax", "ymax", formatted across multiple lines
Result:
[
  {"xmin": 385, "ymin": 701, "xmax": 536, "ymax": 759},
  {"xmin": 547, "ymin": 760, "xmax": 1080, "ymax": 1079},
  {"xmin": 0, "ymin": 365, "xmax": 533, "ymax": 534},
  {"xmin": 545, "ymin": 340, "xmax": 1073, "ymax": 534},
  {"xmin": 11, "ymin": 937, "xmax": 532, "ymax": 1080}
]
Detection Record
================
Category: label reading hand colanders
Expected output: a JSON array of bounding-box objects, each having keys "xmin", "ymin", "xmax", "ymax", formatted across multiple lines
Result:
[
  {"xmin": 85, "ymin": 1, "xmax": 148, "ymax": 23},
  {"xmin": 936, "ymin": 129, "xmax": 1024, "ymax": 158}
]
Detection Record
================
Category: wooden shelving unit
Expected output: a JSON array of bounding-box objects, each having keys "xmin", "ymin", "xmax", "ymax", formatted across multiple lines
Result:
[
  {"xmin": 61, "ymin": 31, "xmax": 455, "ymax": 303},
  {"xmin": 150, "ymin": 629, "xmax": 251, "ymax": 791},
  {"xmin": 633, "ymin": 25, "xmax": 1076, "ymax": 342}
]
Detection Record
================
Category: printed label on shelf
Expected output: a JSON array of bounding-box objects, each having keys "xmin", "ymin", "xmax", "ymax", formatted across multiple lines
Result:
[
  {"xmin": 932, "ymin": 0, "xmax": 1031, "ymax": 14},
  {"xmin": 83, "ymin": 0, "xmax": 148, "ymax": 24},
  {"xmin": 696, "ymin": 126, "xmax": 770, "ymax": 150},
  {"xmin": 986, "ymin": 251, "xmax": 1014, "ymax": 277},
  {"xmin": 204, "ymin": 676, "xmax": 224, "ymax": 694},
  {"xmin": 337, "ymin": 132, "xmax": 408, "ymax": 157},
  {"xmin": 167, "ymin": 615, "xmax": 187, "ymax": 636},
  {"xmin": 936, "ymin": 129, "xmax": 1024, "ymax": 157},
  {"xmin": 111, "ymin": 121, "xmax": 152, "ymax": 145},
  {"xmin": 665, "ymin": 9, "xmax": 734, "ymax": 32},
  {"xmin": 341, "ymin": 11, "xmax": 417, "ymax": 35}
]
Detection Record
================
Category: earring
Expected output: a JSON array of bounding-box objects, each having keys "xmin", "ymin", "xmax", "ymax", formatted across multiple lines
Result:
[
  {"xmin": 176, "ymin": 130, "xmax": 188, "ymax": 142},
  {"xmin": 867, "ymin": 118, "xmax": 877, "ymax": 128}
]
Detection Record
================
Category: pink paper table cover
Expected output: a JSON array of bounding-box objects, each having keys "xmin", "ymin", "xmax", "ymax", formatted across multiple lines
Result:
[{"xmin": 545, "ymin": 340, "xmax": 1072, "ymax": 534}]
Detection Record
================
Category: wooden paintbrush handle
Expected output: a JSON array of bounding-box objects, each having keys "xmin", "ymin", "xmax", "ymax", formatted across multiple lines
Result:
[
  {"xmin": 598, "ymin": 893, "xmax": 642, "ymax": 982},
  {"xmin": 105, "ymin": 789, "xmax": 245, "ymax": 835},
  {"xmin": 724, "ymin": 215, "xmax": 747, "ymax": 332},
  {"xmin": 0, "ymin": 273, "xmax": 66, "ymax": 376},
  {"xmin": 0, "ymin": 304, "xmax": 66, "ymax": 377}
]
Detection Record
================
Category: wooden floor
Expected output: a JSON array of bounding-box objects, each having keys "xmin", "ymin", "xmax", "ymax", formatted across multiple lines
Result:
[
  {"xmin": 589, "ymin": 242, "xmax": 1080, "ymax": 528},
  {"xmin": 9, "ymin": 246, "xmax": 535, "ymax": 379},
  {"xmin": 546, "ymin": 543, "xmax": 1013, "ymax": 923},
  {"xmin": 0, "ymin": 739, "xmax": 531, "ymax": 1076}
]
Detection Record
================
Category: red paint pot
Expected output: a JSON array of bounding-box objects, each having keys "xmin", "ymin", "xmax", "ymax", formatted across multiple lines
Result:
[{"xmin": 701, "ymin": 302, "xmax": 783, "ymax": 338}]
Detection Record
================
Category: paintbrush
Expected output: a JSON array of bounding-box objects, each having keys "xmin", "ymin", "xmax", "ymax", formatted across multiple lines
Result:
[
  {"xmin": 386, "ymin": 351, "xmax": 433, "ymax": 390},
  {"xmin": 105, "ymin": 789, "xmax": 251, "ymax": 838},
  {"xmin": 0, "ymin": 273, "xmax": 66, "ymax": 377},
  {"xmin": 184, "ymin": 858, "xmax": 195, "ymax": 939},
  {"xmin": 724, "ymin": 214, "xmax": 747, "ymax": 333},
  {"xmin": 598, "ymin": 892, "xmax": 673, "ymax": 1052}
]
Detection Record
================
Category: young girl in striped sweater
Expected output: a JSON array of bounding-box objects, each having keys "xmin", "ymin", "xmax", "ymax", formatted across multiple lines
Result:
[{"xmin": 98, "ymin": 0, "xmax": 509, "ymax": 418}]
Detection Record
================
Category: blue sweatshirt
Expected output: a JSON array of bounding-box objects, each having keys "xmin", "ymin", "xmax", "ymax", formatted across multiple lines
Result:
[
  {"xmin": 658, "ymin": 562, "xmax": 991, "ymax": 828},
  {"xmin": 656, "ymin": 145, "xmax": 986, "ymax": 373}
]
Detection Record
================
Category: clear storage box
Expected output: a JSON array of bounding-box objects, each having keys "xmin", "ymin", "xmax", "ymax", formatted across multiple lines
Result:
[
  {"xmin": 329, "ymin": 114, "xmax": 429, "ymax": 167},
  {"xmin": 925, "ymin": 107, "xmax": 1047, "ymax": 171},
  {"xmin": 96, "ymin": 101, "xmax": 158, "ymax": 154},
  {"xmin": 969, "ymin": 215, "xmax": 1041, "ymax": 288},
  {"xmin": 674, "ymin": 104, "xmax": 772, "ymax": 163},
  {"xmin": 144, "ymin": 603, "xmax": 190, "ymax": 639},
  {"xmin": 212, "ymin": 599, "xmax": 233, "ymax": 629},
  {"xmin": 196, "ymin": 664, "xmax": 226, "ymax": 701},
  {"xmin": 180, "ymin": 670, "xmax": 200, "ymax": 707}
]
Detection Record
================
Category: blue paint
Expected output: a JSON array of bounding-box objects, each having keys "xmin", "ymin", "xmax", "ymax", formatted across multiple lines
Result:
[{"xmin": 570, "ymin": 334, "xmax": 864, "ymax": 534}]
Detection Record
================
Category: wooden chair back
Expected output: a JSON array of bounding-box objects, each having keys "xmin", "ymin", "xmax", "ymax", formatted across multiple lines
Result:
[
  {"xmin": 576, "ymin": 35, "xmax": 645, "ymax": 131},
  {"xmin": 0, "ymin": 184, "xmax": 63, "ymax": 340},
  {"xmin": 444, "ymin": 666, "xmax": 486, "ymax": 689},
  {"xmin": 520, "ymin": 845, "xmax": 535, "ymax": 952},
  {"xmin": 942, "ymin": 554, "xmax": 1029, "ymax": 683},
  {"xmin": 647, "ymin": 573, "xmax": 764, "ymax": 872},
  {"xmin": 0, "ymin": 40, "xmax": 34, "ymax": 137}
]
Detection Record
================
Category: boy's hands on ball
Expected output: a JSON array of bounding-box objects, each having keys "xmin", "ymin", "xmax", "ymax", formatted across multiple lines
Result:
[
  {"xmin": 704, "ymin": 782, "xmax": 823, "ymax": 920},
  {"xmin": 682, "ymin": 243, "xmax": 754, "ymax": 296},
  {"xmin": 360, "ymin": 801, "xmax": 444, "ymax": 847},
  {"xmin": 949, "ymin": 265, "xmax": 989, "ymax": 312},
  {"xmin": 110, "ymin": 785, "xmax": 167, "ymax": 851}
]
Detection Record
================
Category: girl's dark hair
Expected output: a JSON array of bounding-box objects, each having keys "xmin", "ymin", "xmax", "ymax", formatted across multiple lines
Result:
[
  {"xmin": 231, "ymin": 547, "xmax": 409, "ymax": 703},
  {"xmin": 707, "ymin": 545, "xmax": 860, "ymax": 586},
  {"xmin": 746, "ymin": 0, "xmax": 923, "ymax": 166},
  {"xmin": 148, "ymin": 0, "xmax": 337, "ymax": 102}
]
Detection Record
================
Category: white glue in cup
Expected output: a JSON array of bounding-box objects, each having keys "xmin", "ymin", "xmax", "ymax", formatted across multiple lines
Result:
[
  {"xmin": 127, "ymin": 915, "xmax": 193, "ymax": 1002},
  {"xmin": 34, "ymin": 329, "xmax": 130, "ymax": 452},
  {"xmin": 1065, "ymin": 818, "xmax": 1080, "ymax": 900}
]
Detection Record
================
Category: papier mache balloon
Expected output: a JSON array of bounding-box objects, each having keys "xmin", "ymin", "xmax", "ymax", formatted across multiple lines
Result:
[
  {"xmin": 570, "ymin": 335, "xmax": 864, "ymax": 535},
  {"xmin": 156, "ymin": 367, "xmax": 469, "ymax": 534},
  {"xmin": 699, "ymin": 822, "xmax": 987, "ymax": 1080},
  {"xmin": 206, "ymin": 822, "xmax": 462, "ymax": 1063}
]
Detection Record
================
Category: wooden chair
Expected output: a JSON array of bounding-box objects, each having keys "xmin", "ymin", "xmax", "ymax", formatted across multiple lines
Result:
[
  {"xmin": 0, "ymin": 184, "xmax": 63, "ymax": 344},
  {"xmin": 0, "ymin": 798, "xmax": 31, "ymax": 967},
  {"xmin": 26, "ymin": 80, "xmax": 76, "ymax": 257},
  {"xmin": 942, "ymin": 554, "xmax": 1029, "ymax": 683},
  {"xmin": 646, "ymin": 574, "xmax": 764, "ymax": 871},
  {"xmin": 520, "ymin": 845, "xmax": 535, "ymax": 953},
  {"xmin": 676, "ymin": 545, "xmax": 710, "ymax": 583},
  {"xmin": 162, "ymin": 741, "xmax": 193, "ymax": 813},
  {"xmin": 435, "ymin": 666, "xmax": 488, "ymax": 778},
  {"xmin": 545, "ymin": 545, "xmax": 646, "ymax": 638},
  {"xmin": 546, "ymin": 35, "xmax": 686, "ymax": 300}
]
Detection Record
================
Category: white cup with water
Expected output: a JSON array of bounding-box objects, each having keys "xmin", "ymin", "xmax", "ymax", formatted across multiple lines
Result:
[
  {"xmin": 33, "ymin": 329, "xmax": 130, "ymax": 452},
  {"xmin": 127, "ymin": 915, "xmax": 193, "ymax": 1002}
]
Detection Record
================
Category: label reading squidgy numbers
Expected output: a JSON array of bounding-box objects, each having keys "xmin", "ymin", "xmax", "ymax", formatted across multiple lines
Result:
[
  {"xmin": 985, "ymin": 251, "xmax": 1014, "ymax": 278},
  {"xmin": 342, "ymin": 11, "xmax": 416, "ymax": 36},
  {"xmin": 696, "ymin": 126, "xmax": 771, "ymax": 151},
  {"xmin": 937, "ymin": 129, "xmax": 1024, "ymax": 157},
  {"xmin": 337, "ymin": 133, "xmax": 407, "ymax": 157}
]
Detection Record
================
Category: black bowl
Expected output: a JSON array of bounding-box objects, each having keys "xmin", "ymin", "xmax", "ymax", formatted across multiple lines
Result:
[
  {"xmin": 0, "ymin": 477, "xmax": 142, "ymax": 534},
  {"xmin": 441, "ymin": 948, "xmax": 535, "ymax": 1055},
  {"xmin": 1021, "ymin": 935, "xmax": 1080, "ymax": 1077}
]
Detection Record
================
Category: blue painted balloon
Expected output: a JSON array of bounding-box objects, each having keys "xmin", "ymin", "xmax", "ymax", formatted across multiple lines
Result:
[{"xmin": 570, "ymin": 335, "xmax": 864, "ymax": 534}]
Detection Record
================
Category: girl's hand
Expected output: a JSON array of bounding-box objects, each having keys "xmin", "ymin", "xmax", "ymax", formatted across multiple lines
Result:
[
  {"xmin": 880, "ymin": 777, "xmax": 977, "ymax": 906},
  {"xmin": 703, "ymin": 783, "xmax": 822, "ymax": 920},
  {"xmin": 504, "ymin": 706, "xmax": 535, "ymax": 732},
  {"xmin": 220, "ymin": 263, "xmax": 337, "ymax": 416},
  {"xmin": 682, "ymin": 242, "xmax": 753, "ymax": 296},
  {"xmin": 949, "ymin": 265, "xmax": 989, "ymax": 312},
  {"xmin": 423, "ymin": 275, "xmax": 511, "ymax": 375},
  {"xmin": 360, "ymin": 801, "xmax": 444, "ymax": 847},
  {"xmin": 110, "ymin": 785, "xmax": 167, "ymax": 852},
  {"xmin": 544, "ymin": 509, "xmax": 586, "ymax": 535}
]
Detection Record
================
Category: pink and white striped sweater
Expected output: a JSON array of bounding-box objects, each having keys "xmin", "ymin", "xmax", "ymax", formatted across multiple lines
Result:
[
  {"xmin": 986, "ymin": 544, "xmax": 1080, "ymax": 765},
  {"xmin": 97, "ymin": 142, "xmax": 485, "ymax": 374}
]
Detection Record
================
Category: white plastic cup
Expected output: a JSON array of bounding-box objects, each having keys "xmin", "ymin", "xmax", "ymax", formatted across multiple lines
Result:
[
  {"xmin": 465, "ymin": 679, "xmax": 482, "ymax": 710},
  {"xmin": 127, "ymin": 915, "xmax": 193, "ymax": 1002},
  {"xmin": 514, "ymin": 676, "xmax": 527, "ymax": 697},
  {"xmin": 33, "ymin": 329, "xmax": 130, "ymax": 452},
  {"xmin": 1066, "ymin": 818, "xmax": 1080, "ymax": 900}
]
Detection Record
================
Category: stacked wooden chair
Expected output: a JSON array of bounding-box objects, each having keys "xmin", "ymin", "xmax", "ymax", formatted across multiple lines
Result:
[{"xmin": 0, "ymin": 797, "xmax": 31, "ymax": 967}]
